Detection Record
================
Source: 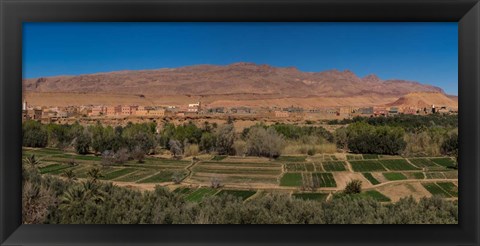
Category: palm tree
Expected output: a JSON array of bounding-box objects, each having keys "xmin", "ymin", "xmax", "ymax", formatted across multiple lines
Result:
[
  {"xmin": 63, "ymin": 169, "xmax": 77, "ymax": 181},
  {"xmin": 23, "ymin": 154, "xmax": 41, "ymax": 168},
  {"xmin": 86, "ymin": 168, "xmax": 103, "ymax": 182},
  {"xmin": 59, "ymin": 185, "xmax": 87, "ymax": 211}
]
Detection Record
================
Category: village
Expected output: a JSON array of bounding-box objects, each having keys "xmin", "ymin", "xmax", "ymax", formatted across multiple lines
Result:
[{"xmin": 22, "ymin": 99, "xmax": 458, "ymax": 125}]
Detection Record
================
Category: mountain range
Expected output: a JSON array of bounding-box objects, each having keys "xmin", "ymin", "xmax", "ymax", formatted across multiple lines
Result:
[{"xmin": 23, "ymin": 62, "xmax": 456, "ymax": 108}]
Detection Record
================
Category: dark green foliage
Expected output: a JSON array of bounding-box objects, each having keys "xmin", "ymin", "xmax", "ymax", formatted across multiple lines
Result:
[
  {"xmin": 362, "ymin": 154, "xmax": 378, "ymax": 159},
  {"xmin": 343, "ymin": 122, "xmax": 406, "ymax": 155},
  {"xmin": 344, "ymin": 179, "xmax": 362, "ymax": 194},
  {"xmin": 23, "ymin": 166, "xmax": 458, "ymax": 224},
  {"xmin": 292, "ymin": 193, "xmax": 329, "ymax": 201},
  {"xmin": 74, "ymin": 131, "xmax": 91, "ymax": 155},
  {"xmin": 23, "ymin": 120, "xmax": 48, "ymax": 147},
  {"xmin": 268, "ymin": 123, "xmax": 334, "ymax": 143},
  {"xmin": 328, "ymin": 114, "xmax": 458, "ymax": 132},
  {"xmin": 216, "ymin": 190, "xmax": 256, "ymax": 201}
]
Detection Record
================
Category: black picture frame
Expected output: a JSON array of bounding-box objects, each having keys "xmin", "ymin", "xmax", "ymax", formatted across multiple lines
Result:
[{"xmin": 1, "ymin": 0, "xmax": 479, "ymax": 245}]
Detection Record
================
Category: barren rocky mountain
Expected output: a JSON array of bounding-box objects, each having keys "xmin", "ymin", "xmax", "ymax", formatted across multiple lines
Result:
[
  {"xmin": 24, "ymin": 62, "xmax": 444, "ymax": 99},
  {"xmin": 387, "ymin": 92, "xmax": 458, "ymax": 108}
]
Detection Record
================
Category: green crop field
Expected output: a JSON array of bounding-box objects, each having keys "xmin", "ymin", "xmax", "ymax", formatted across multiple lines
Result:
[
  {"xmin": 312, "ymin": 173, "xmax": 336, "ymax": 187},
  {"xmin": 279, "ymin": 173, "xmax": 303, "ymax": 187},
  {"xmin": 362, "ymin": 173, "xmax": 380, "ymax": 185},
  {"xmin": 378, "ymin": 159, "xmax": 419, "ymax": 171},
  {"xmin": 292, "ymin": 193, "xmax": 329, "ymax": 201},
  {"xmin": 137, "ymin": 170, "xmax": 178, "ymax": 183},
  {"xmin": 422, "ymin": 183, "xmax": 452, "ymax": 197},
  {"xmin": 114, "ymin": 170, "xmax": 156, "ymax": 182},
  {"xmin": 322, "ymin": 161, "xmax": 347, "ymax": 172},
  {"xmin": 216, "ymin": 190, "xmax": 257, "ymax": 201},
  {"xmin": 425, "ymin": 172, "xmax": 446, "ymax": 179},
  {"xmin": 362, "ymin": 154, "xmax": 378, "ymax": 159},
  {"xmin": 436, "ymin": 182, "xmax": 458, "ymax": 197},
  {"xmin": 382, "ymin": 172, "xmax": 407, "ymax": 181},
  {"xmin": 404, "ymin": 172, "xmax": 425, "ymax": 179},
  {"xmin": 185, "ymin": 188, "xmax": 218, "ymax": 202},
  {"xmin": 285, "ymin": 163, "xmax": 307, "ymax": 172},
  {"xmin": 211, "ymin": 155, "xmax": 227, "ymax": 161},
  {"xmin": 276, "ymin": 156, "xmax": 307, "ymax": 162},
  {"xmin": 39, "ymin": 164, "xmax": 71, "ymax": 174},
  {"xmin": 101, "ymin": 168, "xmax": 136, "ymax": 180},
  {"xmin": 173, "ymin": 187, "xmax": 193, "ymax": 195},
  {"xmin": 408, "ymin": 158, "xmax": 439, "ymax": 168},
  {"xmin": 430, "ymin": 158, "xmax": 456, "ymax": 168},
  {"xmin": 349, "ymin": 160, "xmax": 387, "ymax": 172},
  {"xmin": 362, "ymin": 190, "xmax": 391, "ymax": 202},
  {"xmin": 346, "ymin": 154, "xmax": 363, "ymax": 160}
]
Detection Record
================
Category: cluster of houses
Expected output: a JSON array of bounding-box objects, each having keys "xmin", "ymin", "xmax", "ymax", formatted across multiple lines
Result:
[{"xmin": 22, "ymin": 99, "xmax": 457, "ymax": 123}]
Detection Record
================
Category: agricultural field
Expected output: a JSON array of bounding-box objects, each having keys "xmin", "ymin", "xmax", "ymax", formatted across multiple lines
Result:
[
  {"xmin": 378, "ymin": 159, "xmax": 419, "ymax": 171},
  {"xmin": 362, "ymin": 173, "xmax": 381, "ymax": 185},
  {"xmin": 24, "ymin": 147, "xmax": 458, "ymax": 203},
  {"xmin": 322, "ymin": 161, "xmax": 347, "ymax": 172},
  {"xmin": 382, "ymin": 172, "xmax": 407, "ymax": 181},
  {"xmin": 349, "ymin": 160, "xmax": 387, "ymax": 172}
]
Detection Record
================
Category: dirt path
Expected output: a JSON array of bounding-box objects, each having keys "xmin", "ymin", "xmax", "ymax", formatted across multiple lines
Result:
[{"xmin": 344, "ymin": 160, "xmax": 354, "ymax": 172}]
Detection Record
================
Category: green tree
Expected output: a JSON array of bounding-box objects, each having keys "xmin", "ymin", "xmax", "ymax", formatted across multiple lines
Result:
[
  {"xmin": 215, "ymin": 124, "xmax": 235, "ymax": 155},
  {"xmin": 23, "ymin": 120, "xmax": 48, "ymax": 148},
  {"xmin": 344, "ymin": 179, "xmax": 362, "ymax": 194}
]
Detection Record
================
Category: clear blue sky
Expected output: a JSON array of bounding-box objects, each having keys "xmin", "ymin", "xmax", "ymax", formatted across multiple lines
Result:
[{"xmin": 23, "ymin": 22, "xmax": 458, "ymax": 95}]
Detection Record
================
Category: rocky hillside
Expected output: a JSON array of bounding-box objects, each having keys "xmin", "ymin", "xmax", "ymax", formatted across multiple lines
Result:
[{"xmin": 23, "ymin": 62, "xmax": 444, "ymax": 99}]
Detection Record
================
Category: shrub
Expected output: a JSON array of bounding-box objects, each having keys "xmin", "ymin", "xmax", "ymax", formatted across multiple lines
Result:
[
  {"xmin": 184, "ymin": 144, "xmax": 200, "ymax": 157},
  {"xmin": 131, "ymin": 146, "xmax": 146, "ymax": 163},
  {"xmin": 23, "ymin": 120, "xmax": 48, "ymax": 148},
  {"xmin": 233, "ymin": 140, "xmax": 247, "ymax": 156},
  {"xmin": 114, "ymin": 148, "xmax": 130, "ymax": 164},
  {"xmin": 215, "ymin": 124, "xmax": 235, "ymax": 155},
  {"xmin": 245, "ymin": 127, "xmax": 285, "ymax": 158},
  {"xmin": 344, "ymin": 179, "xmax": 362, "ymax": 194},
  {"xmin": 74, "ymin": 130, "xmax": 91, "ymax": 155},
  {"xmin": 345, "ymin": 122, "xmax": 406, "ymax": 155},
  {"xmin": 169, "ymin": 139, "xmax": 183, "ymax": 158}
]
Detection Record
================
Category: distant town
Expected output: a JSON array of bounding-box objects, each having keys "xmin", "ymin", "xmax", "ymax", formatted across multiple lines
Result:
[{"xmin": 22, "ymin": 100, "xmax": 458, "ymax": 125}]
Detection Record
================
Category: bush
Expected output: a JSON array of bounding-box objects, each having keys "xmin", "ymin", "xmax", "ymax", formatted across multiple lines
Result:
[
  {"xmin": 184, "ymin": 144, "xmax": 199, "ymax": 157},
  {"xmin": 344, "ymin": 179, "xmax": 362, "ymax": 194},
  {"xmin": 215, "ymin": 124, "xmax": 235, "ymax": 155},
  {"xmin": 74, "ymin": 130, "xmax": 91, "ymax": 155},
  {"xmin": 345, "ymin": 122, "xmax": 406, "ymax": 155},
  {"xmin": 131, "ymin": 146, "xmax": 146, "ymax": 163},
  {"xmin": 169, "ymin": 139, "xmax": 183, "ymax": 158},
  {"xmin": 233, "ymin": 140, "xmax": 247, "ymax": 156},
  {"xmin": 245, "ymin": 127, "xmax": 286, "ymax": 158},
  {"xmin": 23, "ymin": 120, "xmax": 48, "ymax": 148}
]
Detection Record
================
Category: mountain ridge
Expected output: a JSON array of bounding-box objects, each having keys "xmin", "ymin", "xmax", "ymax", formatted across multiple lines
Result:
[{"xmin": 23, "ymin": 62, "xmax": 446, "ymax": 99}]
